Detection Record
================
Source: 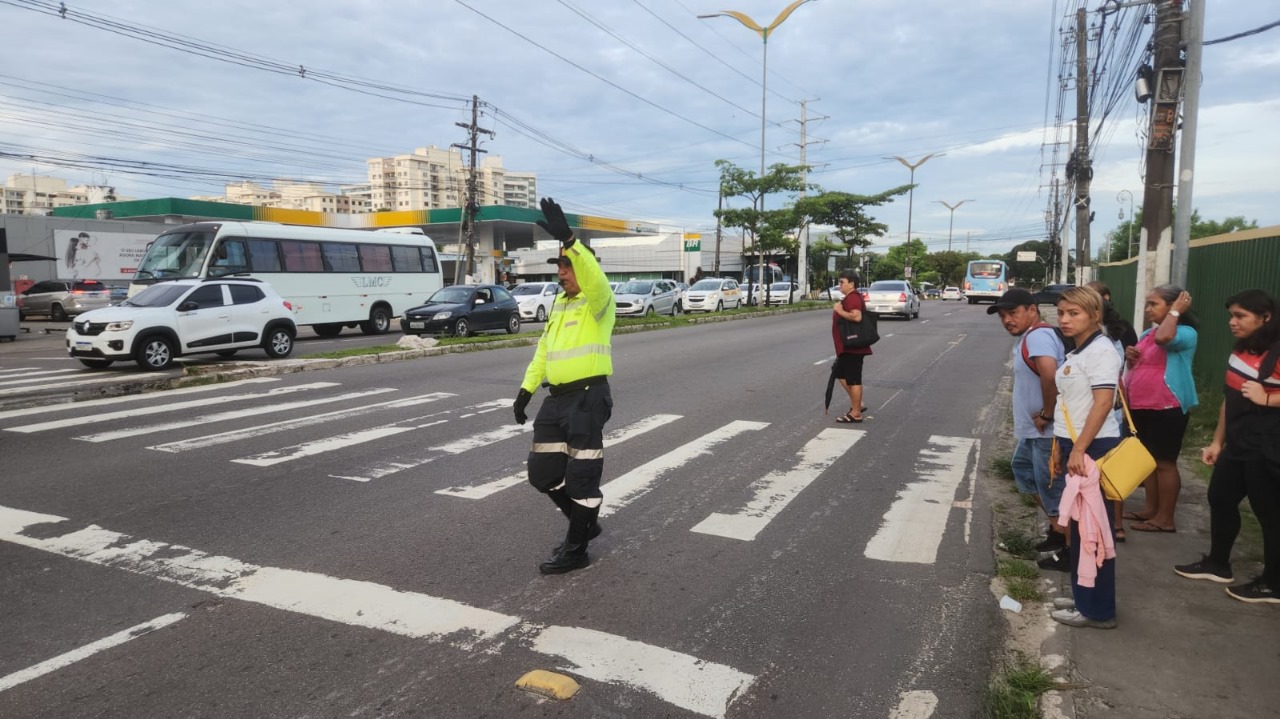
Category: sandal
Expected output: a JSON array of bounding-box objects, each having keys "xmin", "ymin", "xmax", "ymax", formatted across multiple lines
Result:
[
  {"xmin": 1113, "ymin": 529, "xmax": 1126, "ymax": 543},
  {"xmin": 1122, "ymin": 511, "xmax": 1152, "ymax": 522},
  {"xmin": 1130, "ymin": 521, "xmax": 1176, "ymax": 533},
  {"xmin": 835, "ymin": 412, "xmax": 855, "ymax": 423}
]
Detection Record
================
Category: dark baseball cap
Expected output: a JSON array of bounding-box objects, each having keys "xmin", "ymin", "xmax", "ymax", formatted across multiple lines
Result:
[
  {"xmin": 986, "ymin": 288, "xmax": 1037, "ymax": 314},
  {"xmin": 545, "ymin": 244, "xmax": 596, "ymax": 265}
]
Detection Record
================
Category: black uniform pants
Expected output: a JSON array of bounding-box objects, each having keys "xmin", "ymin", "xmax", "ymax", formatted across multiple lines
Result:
[{"xmin": 528, "ymin": 382, "xmax": 612, "ymax": 504}]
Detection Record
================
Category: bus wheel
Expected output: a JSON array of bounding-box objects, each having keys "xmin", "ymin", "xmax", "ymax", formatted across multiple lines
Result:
[
  {"xmin": 361, "ymin": 306, "xmax": 392, "ymax": 335},
  {"xmin": 313, "ymin": 324, "xmax": 342, "ymax": 338}
]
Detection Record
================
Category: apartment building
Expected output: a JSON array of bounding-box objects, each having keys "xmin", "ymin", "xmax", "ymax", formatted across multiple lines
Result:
[
  {"xmin": 1, "ymin": 174, "xmax": 122, "ymax": 215},
  {"xmin": 191, "ymin": 180, "xmax": 372, "ymax": 214},
  {"xmin": 366, "ymin": 146, "xmax": 536, "ymax": 212}
]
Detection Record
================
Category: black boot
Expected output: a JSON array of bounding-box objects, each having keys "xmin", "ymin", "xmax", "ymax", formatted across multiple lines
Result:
[
  {"xmin": 540, "ymin": 504, "xmax": 599, "ymax": 575},
  {"xmin": 552, "ymin": 521, "xmax": 602, "ymax": 555},
  {"xmin": 546, "ymin": 488, "xmax": 576, "ymax": 519}
]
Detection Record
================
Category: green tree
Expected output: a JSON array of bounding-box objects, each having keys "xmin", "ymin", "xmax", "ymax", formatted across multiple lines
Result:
[
  {"xmin": 714, "ymin": 160, "xmax": 809, "ymax": 288},
  {"xmin": 928, "ymin": 250, "xmax": 977, "ymax": 286},
  {"xmin": 872, "ymin": 238, "xmax": 930, "ymax": 281},
  {"xmin": 1102, "ymin": 208, "xmax": 1259, "ymax": 260},
  {"xmin": 1002, "ymin": 241, "xmax": 1053, "ymax": 286},
  {"xmin": 795, "ymin": 186, "xmax": 912, "ymax": 266},
  {"xmin": 807, "ymin": 234, "xmax": 844, "ymax": 289}
]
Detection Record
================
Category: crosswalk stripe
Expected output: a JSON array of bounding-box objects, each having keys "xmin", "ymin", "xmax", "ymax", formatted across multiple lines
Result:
[
  {"xmin": 324, "ymin": 423, "xmax": 532, "ymax": 480},
  {"xmin": 0, "ymin": 505, "xmax": 753, "ymax": 719},
  {"xmin": 0, "ymin": 369, "xmax": 82, "ymax": 385},
  {"xmin": 598, "ymin": 420, "xmax": 769, "ymax": 519},
  {"xmin": 691, "ymin": 428, "xmax": 864, "ymax": 541},
  {"xmin": 0, "ymin": 377, "xmax": 280, "ymax": 422},
  {"xmin": 148, "ymin": 392, "xmax": 457, "ymax": 453},
  {"xmin": 436, "ymin": 414, "xmax": 683, "ymax": 500},
  {"xmin": 0, "ymin": 613, "xmax": 187, "ymax": 693},
  {"xmin": 8, "ymin": 382, "xmax": 342, "ymax": 433},
  {"xmin": 0, "ymin": 374, "xmax": 151, "ymax": 397},
  {"xmin": 863, "ymin": 435, "xmax": 978, "ymax": 564},
  {"xmin": 0, "ymin": 367, "xmax": 41, "ymax": 374},
  {"xmin": 74, "ymin": 386, "xmax": 387, "ymax": 443}
]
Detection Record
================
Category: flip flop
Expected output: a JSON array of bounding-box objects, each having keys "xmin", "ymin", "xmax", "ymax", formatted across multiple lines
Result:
[
  {"xmin": 1122, "ymin": 511, "xmax": 1152, "ymax": 521},
  {"xmin": 1113, "ymin": 529, "xmax": 1126, "ymax": 543},
  {"xmin": 1130, "ymin": 521, "xmax": 1176, "ymax": 533},
  {"xmin": 835, "ymin": 412, "xmax": 855, "ymax": 424}
]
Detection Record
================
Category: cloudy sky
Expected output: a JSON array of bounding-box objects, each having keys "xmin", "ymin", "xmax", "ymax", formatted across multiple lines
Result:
[{"xmin": 2, "ymin": 0, "xmax": 1276, "ymax": 256}]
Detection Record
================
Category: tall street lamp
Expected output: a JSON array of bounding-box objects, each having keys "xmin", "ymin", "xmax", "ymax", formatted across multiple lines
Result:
[
  {"xmin": 700, "ymin": 0, "xmax": 816, "ymax": 296},
  {"xmin": 884, "ymin": 153, "xmax": 943, "ymax": 280},
  {"xmin": 933, "ymin": 199, "xmax": 975, "ymax": 253},
  {"xmin": 1116, "ymin": 189, "xmax": 1135, "ymax": 260}
]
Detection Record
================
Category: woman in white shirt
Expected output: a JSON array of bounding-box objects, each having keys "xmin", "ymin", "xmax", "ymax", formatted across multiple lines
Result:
[{"xmin": 1051, "ymin": 286, "xmax": 1123, "ymax": 629}]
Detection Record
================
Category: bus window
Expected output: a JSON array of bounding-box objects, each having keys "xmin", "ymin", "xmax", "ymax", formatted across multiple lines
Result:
[
  {"xmin": 420, "ymin": 246, "xmax": 439, "ymax": 273},
  {"xmin": 359, "ymin": 244, "xmax": 394, "ymax": 272},
  {"xmin": 281, "ymin": 241, "xmax": 324, "ymax": 272},
  {"xmin": 134, "ymin": 230, "xmax": 214, "ymax": 279},
  {"xmin": 247, "ymin": 239, "xmax": 282, "ymax": 272},
  {"xmin": 323, "ymin": 243, "xmax": 361, "ymax": 273},
  {"xmin": 391, "ymin": 245, "xmax": 421, "ymax": 272},
  {"xmin": 208, "ymin": 239, "xmax": 248, "ymax": 277}
]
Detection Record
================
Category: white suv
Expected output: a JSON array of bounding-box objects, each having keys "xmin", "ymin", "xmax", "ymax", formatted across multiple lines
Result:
[{"xmin": 66, "ymin": 278, "xmax": 297, "ymax": 371}]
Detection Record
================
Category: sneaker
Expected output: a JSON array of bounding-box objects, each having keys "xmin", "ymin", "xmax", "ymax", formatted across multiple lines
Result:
[
  {"xmin": 1225, "ymin": 577, "xmax": 1280, "ymax": 604},
  {"xmin": 1037, "ymin": 552, "xmax": 1071, "ymax": 573},
  {"xmin": 1052, "ymin": 597, "xmax": 1076, "ymax": 610},
  {"xmin": 1036, "ymin": 530, "xmax": 1067, "ymax": 554},
  {"xmin": 1051, "ymin": 608, "xmax": 1116, "ymax": 629},
  {"xmin": 1173, "ymin": 554, "xmax": 1233, "ymax": 584}
]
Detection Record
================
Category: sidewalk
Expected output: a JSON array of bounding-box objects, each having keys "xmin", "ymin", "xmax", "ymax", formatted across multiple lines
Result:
[{"xmin": 1046, "ymin": 465, "xmax": 1280, "ymax": 718}]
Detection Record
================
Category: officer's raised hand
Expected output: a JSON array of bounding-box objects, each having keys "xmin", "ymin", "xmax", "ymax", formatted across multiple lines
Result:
[
  {"xmin": 537, "ymin": 198, "xmax": 574, "ymax": 249},
  {"xmin": 513, "ymin": 388, "xmax": 533, "ymax": 425}
]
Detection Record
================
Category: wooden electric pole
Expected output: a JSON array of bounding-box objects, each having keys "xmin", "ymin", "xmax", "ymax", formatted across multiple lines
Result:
[
  {"xmin": 1071, "ymin": 8, "xmax": 1094, "ymax": 285},
  {"xmin": 452, "ymin": 95, "xmax": 493, "ymax": 285}
]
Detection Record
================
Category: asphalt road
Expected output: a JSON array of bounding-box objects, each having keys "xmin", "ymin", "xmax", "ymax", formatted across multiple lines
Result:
[{"xmin": 0, "ymin": 300, "xmax": 1012, "ymax": 718}]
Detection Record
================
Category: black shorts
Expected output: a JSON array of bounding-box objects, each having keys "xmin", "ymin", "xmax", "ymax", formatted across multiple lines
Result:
[
  {"xmin": 1130, "ymin": 407, "xmax": 1190, "ymax": 461},
  {"xmin": 835, "ymin": 353, "xmax": 865, "ymax": 385}
]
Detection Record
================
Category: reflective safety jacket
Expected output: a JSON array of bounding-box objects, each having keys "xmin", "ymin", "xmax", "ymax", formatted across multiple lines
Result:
[{"xmin": 520, "ymin": 240, "xmax": 615, "ymax": 393}]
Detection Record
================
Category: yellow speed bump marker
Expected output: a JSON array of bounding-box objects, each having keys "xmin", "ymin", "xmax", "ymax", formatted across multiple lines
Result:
[{"xmin": 515, "ymin": 669, "xmax": 581, "ymax": 700}]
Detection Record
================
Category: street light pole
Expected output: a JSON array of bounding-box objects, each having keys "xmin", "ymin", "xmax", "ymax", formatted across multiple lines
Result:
[
  {"xmin": 886, "ymin": 153, "xmax": 942, "ymax": 280},
  {"xmin": 700, "ymin": 0, "xmax": 816, "ymax": 302},
  {"xmin": 934, "ymin": 199, "xmax": 975, "ymax": 253},
  {"xmin": 1116, "ymin": 189, "xmax": 1135, "ymax": 259}
]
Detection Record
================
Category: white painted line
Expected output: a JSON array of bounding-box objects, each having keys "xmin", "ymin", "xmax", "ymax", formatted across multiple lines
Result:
[
  {"xmin": 148, "ymin": 392, "xmax": 456, "ymax": 453},
  {"xmin": 864, "ymin": 435, "xmax": 977, "ymax": 564},
  {"xmin": 0, "ymin": 377, "xmax": 279, "ymax": 422},
  {"xmin": 884, "ymin": 333, "xmax": 895, "ymax": 338},
  {"xmin": 0, "ymin": 368, "xmax": 81, "ymax": 385},
  {"xmin": 0, "ymin": 613, "xmax": 187, "ymax": 693},
  {"xmin": 598, "ymin": 420, "xmax": 769, "ymax": 519},
  {"xmin": 944, "ymin": 312, "xmax": 953, "ymax": 316},
  {"xmin": 437, "ymin": 414, "xmax": 682, "ymax": 500},
  {"xmin": 920, "ymin": 319, "xmax": 930, "ymax": 324},
  {"xmin": 813, "ymin": 354, "xmax": 836, "ymax": 366},
  {"xmin": 0, "ymin": 505, "xmax": 753, "ymax": 718},
  {"xmin": 691, "ymin": 428, "xmax": 863, "ymax": 540},
  {"xmin": 0, "ymin": 374, "xmax": 164, "ymax": 397},
  {"xmin": 76, "ymin": 386, "xmax": 390, "ymax": 443},
  {"xmin": 0, "ymin": 367, "xmax": 42, "ymax": 374},
  {"xmin": 9, "ymin": 382, "xmax": 343, "ymax": 433},
  {"xmin": 890, "ymin": 689, "xmax": 939, "ymax": 719}
]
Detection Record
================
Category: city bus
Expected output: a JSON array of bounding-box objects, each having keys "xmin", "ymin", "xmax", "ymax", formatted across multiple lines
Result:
[
  {"xmin": 964, "ymin": 259, "xmax": 1008, "ymax": 304},
  {"xmin": 128, "ymin": 222, "xmax": 442, "ymax": 336}
]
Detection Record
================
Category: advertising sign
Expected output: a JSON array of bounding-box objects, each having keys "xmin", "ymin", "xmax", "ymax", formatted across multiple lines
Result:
[
  {"xmin": 54, "ymin": 230, "xmax": 158, "ymax": 281},
  {"xmin": 1016, "ymin": 251, "xmax": 1038, "ymax": 262}
]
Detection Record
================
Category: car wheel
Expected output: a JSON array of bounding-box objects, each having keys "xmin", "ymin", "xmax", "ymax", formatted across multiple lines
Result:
[
  {"xmin": 645, "ymin": 305, "xmax": 655, "ymax": 317},
  {"xmin": 313, "ymin": 323, "xmax": 342, "ymax": 338},
  {"xmin": 216, "ymin": 350, "xmax": 238, "ymax": 358},
  {"xmin": 536, "ymin": 305, "xmax": 547, "ymax": 322},
  {"xmin": 134, "ymin": 335, "xmax": 175, "ymax": 371},
  {"xmin": 506, "ymin": 313, "xmax": 521, "ymax": 334},
  {"xmin": 716, "ymin": 300, "xmax": 723, "ymax": 312},
  {"xmin": 78, "ymin": 358, "xmax": 113, "ymax": 370},
  {"xmin": 360, "ymin": 306, "xmax": 392, "ymax": 335},
  {"xmin": 454, "ymin": 318, "xmax": 471, "ymax": 337},
  {"xmin": 263, "ymin": 326, "xmax": 294, "ymax": 358},
  {"xmin": 51, "ymin": 304, "xmax": 68, "ymax": 322},
  {"xmin": 673, "ymin": 301, "xmax": 682, "ymax": 315}
]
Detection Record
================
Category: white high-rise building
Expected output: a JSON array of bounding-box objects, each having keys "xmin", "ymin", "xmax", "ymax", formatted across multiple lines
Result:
[
  {"xmin": 1, "ymin": 174, "xmax": 124, "ymax": 215},
  {"xmin": 190, "ymin": 180, "xmax": 371, "ymax": 214},
  {"xmin": 366, "ymin": 146, "xmax": 536, "ymax": 212}
]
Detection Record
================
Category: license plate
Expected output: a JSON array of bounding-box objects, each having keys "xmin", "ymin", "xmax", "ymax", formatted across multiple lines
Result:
[
  {"xmin": 876, "ymin": 305, "xmax": 892, "ymax": 312},
  {"xmin": 75, "ymin": 341, "xmax": 92, "ymax": 350},
  {"xmin": 409, "ymin": 321, "xmax": 425, "ymax": 329}
]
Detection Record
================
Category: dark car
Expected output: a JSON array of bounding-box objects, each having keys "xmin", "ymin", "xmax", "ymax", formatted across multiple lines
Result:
[
  {"xmin": 401, "ymin": 284, "xmax": 521, "ymax": 337},
  {"xmin": 1034, "ymin": 284, "xmax": 1076, "ymax": 305}
]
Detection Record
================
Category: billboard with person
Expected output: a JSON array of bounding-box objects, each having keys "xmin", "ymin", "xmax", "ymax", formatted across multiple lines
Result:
[{"xmin": 55, "ymin": 230, "xmax": 158, "ymax": 280}]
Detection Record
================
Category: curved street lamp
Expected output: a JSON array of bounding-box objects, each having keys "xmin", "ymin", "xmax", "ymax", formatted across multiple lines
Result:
[
  {"xmin": 933, "ymin": 199, "xmax": 975, "ymax": 253},
  {"xmin": 885, "ymin": 153, "xmax": 943, "ymax": 279}
]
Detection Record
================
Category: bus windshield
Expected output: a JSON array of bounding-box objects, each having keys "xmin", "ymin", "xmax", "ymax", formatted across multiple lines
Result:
[
  {"xmin": 134, "ymin": 231, "xmax": 215, "ymax": 280},
  {"xmin": 968, "ymin": 262, "xmax": 1003, "ymax": 278}
]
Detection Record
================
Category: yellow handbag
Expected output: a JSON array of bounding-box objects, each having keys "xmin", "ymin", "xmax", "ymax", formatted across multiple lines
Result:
[{"xmin": 1061, "ymin": 388, "xmax": 1156, "ymax": 501}]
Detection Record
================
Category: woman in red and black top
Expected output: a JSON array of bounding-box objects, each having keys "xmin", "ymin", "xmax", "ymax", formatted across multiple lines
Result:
[
  {"xmin": 1174, "ymin": 289, "xmax": 1280, "ymax": 604},
  {"xmin": 831, "ymin": 270, "xmax": 872, "ymax": 423}
]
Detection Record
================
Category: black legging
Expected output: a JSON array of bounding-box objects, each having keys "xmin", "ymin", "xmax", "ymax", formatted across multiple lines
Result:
[{"xmin": 1207, "ymin": 454, "xmax": 1280, "ymax": 585}]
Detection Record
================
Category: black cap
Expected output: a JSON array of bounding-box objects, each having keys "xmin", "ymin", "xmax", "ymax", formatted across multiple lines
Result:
[
  {"xmin": 986, "ymin": 288, "xmax": 1037, "ymax": 314},
  {"xmin": 545, "ymin": 244, "xmax": 596, "ymax": 266}
]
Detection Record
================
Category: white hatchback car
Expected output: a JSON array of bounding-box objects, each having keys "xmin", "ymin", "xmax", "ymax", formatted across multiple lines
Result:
[
  {"xmin": 510, "ymin": 281, "xmax": 561, "ymax": 322},
  {"xmin": 941, "ymin": 286, "xmax": 964, "ymax": 301},
  {"xmin": 865, "ymin": 280, "xmax": 921, "ymax": 320},
  {"xmin": 683, "ymin": 278, "xmax": 742, "ymax": 313},
  {"xmin": 65, "ymin": 278, "xmax": 297, "ymax": 371},
  {"xmin": 764, "ymin": 281, "xmax": 803, "ymax": 305},
  {"xmin": 614, "ymin": 279, "xmax": 679, "ymax": 317}
]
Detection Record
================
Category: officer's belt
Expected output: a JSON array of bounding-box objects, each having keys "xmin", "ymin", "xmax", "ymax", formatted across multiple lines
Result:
[{"xmin": 546, "ymin": 375, "xmax": 608, "ymax": 396}]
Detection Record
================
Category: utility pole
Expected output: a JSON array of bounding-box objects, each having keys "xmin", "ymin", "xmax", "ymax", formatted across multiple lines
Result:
[
  {"xmin": 1140, "ymin": 0, "xmax": 1183, "ymax": 294},
  {"xmin": 1070, "ymin": 7, "xmax": 1094, "ymax": 286},
  {"xmin": 1171, "ymin": 0, "xmax": 1203, "ymax": 287},
  {"xmin": 713, "ymin": 188, "xmax": 723, "ymax": 276},
  {"xmin": 792, "ymin": 99, "xmax": 825, "ymax": 295},
  {"xmin": 452, "ymin": 95, "xmax": 494, "ymax": 285}
]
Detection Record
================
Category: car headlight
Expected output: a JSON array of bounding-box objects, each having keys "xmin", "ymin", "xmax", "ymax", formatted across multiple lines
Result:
[
  {"xmin": 432, "ymin": 311, "xmax": 452, "ymax": 320},
  {"xmin": 105, "ymin": 320, "xmax": 133, "ymax": 332}
]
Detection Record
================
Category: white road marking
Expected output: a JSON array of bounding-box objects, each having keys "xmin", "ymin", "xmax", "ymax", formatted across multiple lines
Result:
[
  {"xmin": 0, "ymin": 613, "xmax": 187, "ymax": 693},
  {"xmin": 0, "ymin": 377, "xmax": 279, "ymax": 422},
  {"xmin": 863, "ymin": 435, "xmax": 978, "ymax": 564},
  {"xmin": 9, "ymin": 382, "xmax": 343, "ymax": 433},
  {"xmin": 0, "ymin": 374, "xmax": 166, "ymax": 397},
  {"xmin": 890, "ymin": 690, "xmax": 939, "ymax": 718},
  {"xmin": 75, "ymin": 386, "xmax": 390, "ymax": 443},
  {"xmin": 598, "ymin": 420, "xmax": 769, "ymax": 518},
  {"xmin": 0, "ymin": 367, "xmax": 42, "ymax": 374},
  {"xmin": 884, "ymin": 333, "xmax": 895, "ymax": 337},
  {"xmin": 813, "ymin": 354, "xmax": 836, "ymax": 366},
  {"xmin": 436, "ymin": 414, "xmax": 682, "ymax": 500},
  {"xmin": 691, "ymin": 428, "xmax": 863, "ymax": 540},
  {"xmin": 0, "ymin": 368, "xmax": 81, "ymax": 385},
  {"xmin": 920, "ymin": 319, "xmax": 930, "ymax": 324},
  {"xmin": 148, "ymin": 392, "xmax": 456, "ymax": 453},
  {"xmin": 0, "ymin": 505, "xmax": 753, "ymax": 719}
]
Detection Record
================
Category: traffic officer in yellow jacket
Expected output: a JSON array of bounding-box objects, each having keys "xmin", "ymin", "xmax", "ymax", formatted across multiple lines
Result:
[{"xmin": 513, "ymin": 198, "xmax": 615, "ymax": 574}]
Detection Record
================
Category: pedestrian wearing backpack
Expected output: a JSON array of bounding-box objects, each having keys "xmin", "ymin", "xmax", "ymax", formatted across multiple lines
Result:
[{"xmin": 989, "ymin": 289, "xmax": 1068, "ymax": 559}]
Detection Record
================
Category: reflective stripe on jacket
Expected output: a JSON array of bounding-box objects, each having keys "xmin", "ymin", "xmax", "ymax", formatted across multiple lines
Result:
[{"xmin": 521, "ymin": 240, "xmax": 615, "ymax": 393}]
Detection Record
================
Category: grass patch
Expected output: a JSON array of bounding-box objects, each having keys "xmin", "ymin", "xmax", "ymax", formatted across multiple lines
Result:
[
  {"xmin": 436, "ymin": 330, "xmax": 540, "ymax": 346},
  {"xmin": 998, "ymin": 560, "xmax": 1045, "ymax": 604},
  {"xmin": 997, "ymin": 528, "xmax": 1039, "ymax": 560},
  {"xmin": 990, "ymin": 455, "xmax": 1015, "ymax": 482},
  {"xmin": 300, "ymin": 344, "xmax": 404, "ymax": 359},
  {"xmin": 984, "ymin": 652, "xmax": 1060, "ymax": 719},
  {"xmin": 1018, "ymin": 492, "xmax": 1039, "ymax": 508},
  {"xmin": 1003, "ymin": 577, "xmax": 1045, "ymax": 604},
  {"xmin": 997, "ymin": 558, "xmax": 1040, "ymax": 580}
]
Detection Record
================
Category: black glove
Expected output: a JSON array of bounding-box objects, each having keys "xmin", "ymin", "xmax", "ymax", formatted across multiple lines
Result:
[
  {"xmin": 513, "ymin": 388, "xmax": 533, "ymax": 425},
  {"xmin": 537, "ymin": 197, "xmax": 574, "ymax": 248}
]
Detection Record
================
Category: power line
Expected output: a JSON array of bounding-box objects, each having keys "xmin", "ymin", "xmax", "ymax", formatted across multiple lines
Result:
[{"xmin": 1205, "ymin": 17, "xmax": 1280, "ymax": 45}]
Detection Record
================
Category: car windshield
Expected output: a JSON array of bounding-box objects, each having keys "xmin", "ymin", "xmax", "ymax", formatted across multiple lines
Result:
[
  {"xmin": 510, "ymin": 284, "xmax": 544, "ymax": 296},
  {"xmin": 134, "ymin": 231, "xmax": 215, "ymax": 279},
  {"xmin": 868, "ymin": 281, "xmax": 906, "ymax": 291},
  {"xmin": 690, "ymin": 280, "xmax": 722, "ymax": 290},
  {"xmin": 617, "ymin": 281, "xmax": 654, "ymax": 295},
  {"xmin": 427, "ymin": 287, "xmax": 475, "ymax": 304},
  {"xmin": 945, "ymin": 287, "xmax": 959, "ymax": 291},
  {"xmin": 121, "ymin": 283, "xmax": 191, "ymax": 308}
]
